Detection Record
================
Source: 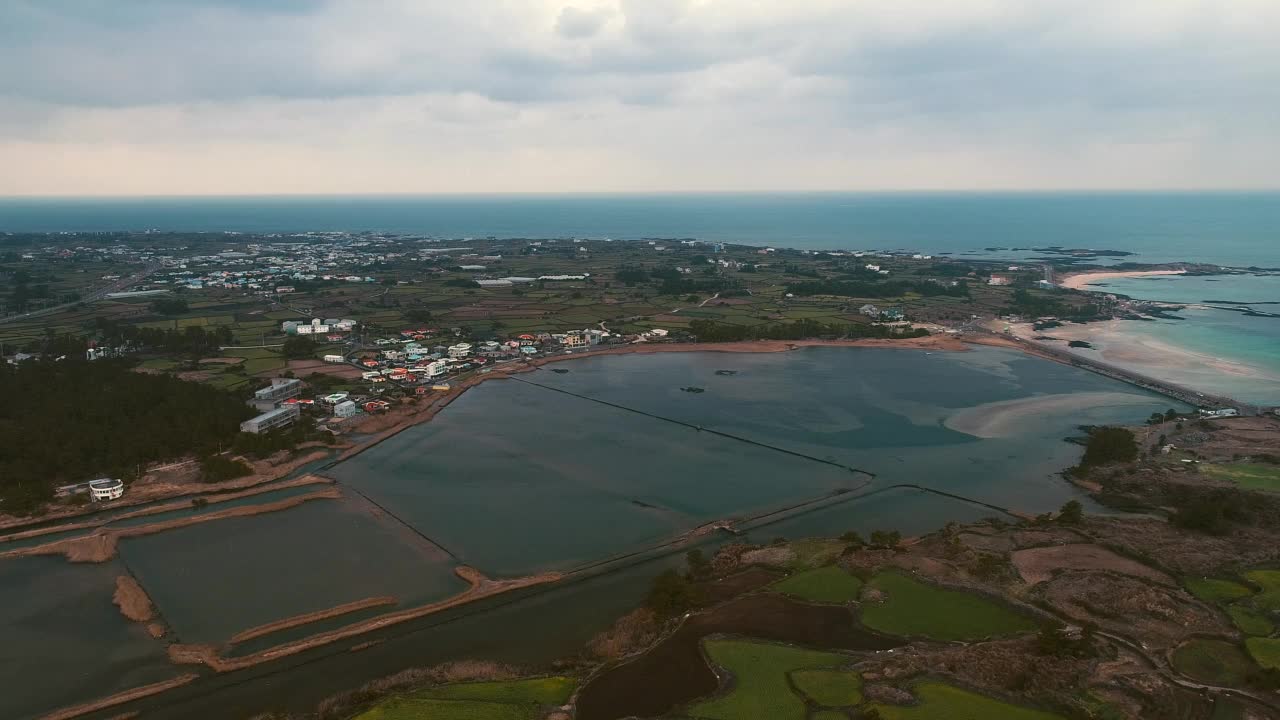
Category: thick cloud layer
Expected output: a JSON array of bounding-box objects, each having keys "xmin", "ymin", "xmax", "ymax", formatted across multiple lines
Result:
[{"xmin": 1, "ymin": 0, "xmax": 1277, "ymax": 194}]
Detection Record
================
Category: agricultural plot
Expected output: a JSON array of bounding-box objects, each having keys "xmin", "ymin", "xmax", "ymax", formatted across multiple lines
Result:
[
  {"xmin": 1245, "ymin": 638, "xmax": 1280, "ymax": 670},
  {"xmin": 689, "ymin": 639, "xmax": 848, "ymax": 720},
  {"xmin": 872, "ymin": 680, "xmax": 1065, "ymax": 720},
  {"xmin": 790, "ymin": 669, "xmax": 863, "ymax": 706},
  {"xmin": 859, "ymin": 572, "xmax": 1036, "ymax": 641},
  {"xmin": 1200, "ymin": 463, "xmax": 1280, "ymax": 492},
  {"xmin": 1171, "ymin": 639, "xmax": 1257, "ymax": 685},
  {"xmin": 1184, "ymin": 577, "xmax": 1252, "ymax": 604},
  {"xmin": 771, "ymin": 566, "xmax": 864, "ymax": 604}
]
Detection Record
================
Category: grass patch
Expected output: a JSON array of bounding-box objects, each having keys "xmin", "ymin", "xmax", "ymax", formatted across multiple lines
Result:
[
  {"xmin": 872, "ymin": 680, "xmax": 1065, "ymax": 720},
  {"xmin": 772, "ymin": 566, "xmax": 864, "ymax": 604},
  {"xmin": 689, "ymin": 639, "xmax": 847, "ymax": 720},
  {"xmin": 811, "ymin": 712, "xmax": 850, "ymax": 720},
  {"xmin": 1171, "ymin": 639, "xmax": 1256, "ymax": 685},
  {"xmin": 860, "ymin": 572, "xmax": 1036, "ymax": 642},
  {"xmin": 1243, "ymin": 570, "xmax": 1280, "ymax": 611},
  {"xmin": 785, "ymin": 539, "xmax": 846, "ymax": 570},
  {"xmin": 790, "ymin": 669, "xmax": 862, "ymax": 706},
  {"xmin": 1246, "ymin": 637, "xmax": 1280, "ymax": 670},
  {"xmin": 1228, "ymin": 605, "xmax": 1274, "ymax": 637},
  {"xmin": 242, "ymin": 357, "xmax": 286, "ymax": 375},
  {"xmin": 416, "ymin": 677, "xmax": 574, "ymax": 706},
  {"xmin": 1184, "ymin": 577, "xmax": 1252, "ymax": 604},
  {"xmin": 1200, "ymin": 463, "xmax": 1280, "ymax": 492},
  {"xmin": 353, "ymin": 697, "xmax": 530, "ymax": 720}
]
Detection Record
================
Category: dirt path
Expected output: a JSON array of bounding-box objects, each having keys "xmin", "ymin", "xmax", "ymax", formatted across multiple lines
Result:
[
  {"xmin": 36, "ymin": 674, "xmax": 198, "ymax": 720},
  {"xmin": 169, "ymin": 567, "xmax": 561, "ymax": 673},
  {"xmin": 0, "ymin": 487, "xmax": 341, "ymax": 563},
  {"xmin": 0, "ymin": 474, "xmax": 333, "ymax": 546},
  {"xmin": 228, "ymin": 596, "xmax": 398, "ymax": 645}
]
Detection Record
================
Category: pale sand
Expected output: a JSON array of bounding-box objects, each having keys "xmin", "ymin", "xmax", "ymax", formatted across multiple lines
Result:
[
  {"xmin": 945, "ymin": 391, "xmax": 1158, "ymax": 438},
  {"xmin": 1060, "ymin": 269, "xmax": 1185, "ymax": 290},
  {"xmin": 1011, "ymin": 319, "xmax": 1279, "ymax": 383}
]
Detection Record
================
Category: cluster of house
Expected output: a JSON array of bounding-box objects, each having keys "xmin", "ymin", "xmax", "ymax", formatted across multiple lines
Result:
[
  {"xmin": 281, "ymin": 318, "xmax": 357, "ymax": 338},
  {"xmin": 240, "ymin": 377, "xmax": 305, "ymax": 434},
  {"xmin": 859, "ymin": 304, "xmax": 905, "ymax": 321}
]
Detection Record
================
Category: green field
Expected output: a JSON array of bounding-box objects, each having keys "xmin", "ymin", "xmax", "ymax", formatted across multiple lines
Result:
[
  {"xmin": 784, "ymin": 539, "xmax": 846, "ymax": 570},
  {"xmin": 791, "ymin": 669, "xmax": 863, "ymax": 706},
  {"xmin": 872, "ymin": 681, "xmax": 1064, "ymax": 720},
  {"xmin": 1245, "ymin": 637, "xmax": 1280, "ymax": 670},
  {"xmin": 811, "ymin": 712, "xmax": 850, "ymax": 720},
  {"xmin": 417, "ymin": 677, "xmax": 574, "ymax": 706},
  {"xmin": 772, "ymin": 566, "xmax": 864, "ymax": 604},
  {"xmin": 859, "ymin": 572, "xmax": 1037, "ymax": 641},
  {"xmin": 1228, "ymin": 605, "xmax": 1274, "ymax": 637},
  {"xmin": 354, "ymin": 698, "xmax": 528, "ymax": 720},
  {"xmin": 689, "ymin": 639, "xmax": 847, "ymax": 720},
  {"xmin": 1171, "ymin": 639, "xmax": 1257, "ymax": 685},
  {"xmin": 1184, "ymin": 577, "xmax": 1252, "ymax": 604},
  {"xmin": 352, "ymin": 677, "xmax": 575, "ymax": 720},
  {"xmin": 1243, "ymin": 570, "xmax": 1280, "ymax": 611},
  {"xmin": 1201, "ymin": 463, "xmax": 1280, "ymax": 492}
]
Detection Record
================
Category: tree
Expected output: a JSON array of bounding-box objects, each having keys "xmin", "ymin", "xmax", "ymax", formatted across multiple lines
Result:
[
  {"xmin": 199, "ymin": 455, "xmax": 252, "ymax": 483},
  {"xmin": 646, "ymin": 569, "xmax": 702, "ymax": 619},
  {"xmin": 1057, "ymin": 499, "xmax": 1083, "ymax": 525},
  {"xmin": 686, "ymin": 549, "xmax": 712, "ymax": 580},
  {"xmin": 839, "ymin": 531, "xmax": 866, "ymax": 547},
  {"xmin": 869, "ymin": 530, "xmax": 902, "ymax": 549},
  {"xmin": 281, "ymin": 335, "xmax": 316, "ymax": 360},
  {"xmin": 1080, "ymin": 427, "xmax": 1138, "ymax": 467}
]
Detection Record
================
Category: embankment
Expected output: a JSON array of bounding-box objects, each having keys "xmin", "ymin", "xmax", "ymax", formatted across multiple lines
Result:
[
  {"xmin": 36, "ymin": 675, "xmax": 199, "ymax": 720},
  {"xmin": 0, "ymin": 474, "xmax": 333, "ymax": 546},
  {"xmin": 0, "ymin": 487, "xmax": 341, "ymax": 563},
  {"xmin": 169, "ymin": 566, "xmax": 561, "ymax": 673},
  {"xmin": 228, "ymin": 595, "xmax": 398, "ymax": 645}
]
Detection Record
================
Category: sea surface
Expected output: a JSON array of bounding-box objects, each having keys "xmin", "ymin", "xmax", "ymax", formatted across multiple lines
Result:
[
  {"xmin": 1076, "ymin": 274, "xmax": 1280, "ymax": 405},
  {"xmin": 2, "ymin": 192, "xmax": 1278, "ymax": 267}
]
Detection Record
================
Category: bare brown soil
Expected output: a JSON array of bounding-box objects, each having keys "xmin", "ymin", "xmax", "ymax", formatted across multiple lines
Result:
[
  {"xmin": 0, "ymin": 487, "xmax": 341, "ymax": 563},
  {"xmin": 1085, "ymin": 516, "xmax": 1280, "ymax": 576},
  {"xmin": 169, "ymin": 567, "xmax": 561, "ymax": 673},
  {"xmin": 1035, "ymin": 571, "xmax": 1222, "ymax": 650},
  {"xmin": 228, "ymin": 595, "xmax": 398, "ymax": 645},
  {"xmin": 112, "ymin": 575, "xmax": 155, "ymax": 623},
  {"xmin": 0, "ymin": 474, "xmax": 333, "ymax": 546},
  {"xmin": 36, "ymin": 674, "xmax": 198, "ymax": 720},
  {"xmin": 1011, "ymin": 544, "xmax": 1175, "ymax": 587},
  {"xmin": 576, "ymin": 593, "xmax": 901, "ymax": 720},
  {"xmin": 288, "ymin": 359, "xmax": 362, "ymax": 378},
  {"xmin": 0, "ymin": 447, "xmax": 337, "ymax": 535}
]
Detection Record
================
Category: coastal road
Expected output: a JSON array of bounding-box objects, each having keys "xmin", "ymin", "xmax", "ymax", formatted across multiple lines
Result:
[{"xmin": 0, "ymin": 262, "xmax": 162, "ymax": 325}]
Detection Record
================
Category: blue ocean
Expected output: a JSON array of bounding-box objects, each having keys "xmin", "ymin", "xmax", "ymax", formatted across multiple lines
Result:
[{"xmin": 2, "ymin": 192, "xmax": 1278, "ymax": 268}]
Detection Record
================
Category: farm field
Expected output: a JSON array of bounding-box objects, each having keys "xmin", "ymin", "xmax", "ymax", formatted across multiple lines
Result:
[
  {"xmin": 1200, "ymin": 463, "xmax": 1280, "ymax": 492},
  {"xmin": 1171, "ymin": 639, "xmax": 1257, "ymax": 685},
  {"xmin": 872, "ymin": 680, "xmax": 1065, "ymax": 720},
  {"xmin": 689, "ymin": 639, "xmax": 848, "ymax": 720},
  {"xmin": 771, "ymin": 566, "xmax": 864, "ymax": 604},
  {"xmin": 353, "ymin": 677, "xmax": 575, "ymax": 720},
  {"xmin": 859, "ymin": 572, "xmax": 1036, "ymax": 641}
]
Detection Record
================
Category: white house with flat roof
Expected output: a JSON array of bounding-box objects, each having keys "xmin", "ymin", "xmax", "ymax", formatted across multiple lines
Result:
[{"xmin": 89, "ymin": 478, "xmax": 124, "ymax": 501}]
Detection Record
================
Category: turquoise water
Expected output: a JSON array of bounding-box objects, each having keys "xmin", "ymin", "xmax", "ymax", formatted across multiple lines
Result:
[
  {"xmin": 2, "ymin": 192, "xmax": 1277, "ymax": 267},
  {"xmin": 328, "ymin": 347, "xmax": 1177, "ymax": 576},
  {"xmin": 1078, "ymin": 274, "xmax": 1280, "ymax": 405},
  {"xmin": 0, "ymin": 556, "xmax": 173, "ymax": 720}
]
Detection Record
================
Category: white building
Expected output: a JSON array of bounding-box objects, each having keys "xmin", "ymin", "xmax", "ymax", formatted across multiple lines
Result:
[
  {"xmin": 89, "ymin": 478, "xmax": 124, "ymax": 501},
  {"xmin": 240, "ymin": 404, "xmax": 301, "ymax": 434},
  {"xmin": 426, "ymin": 360, "xmax": 448, "ymax": 377},
  {"xmin": 448, "ymin": 343, "xmax": 472, "ymax": 358},
  {"xmin": 323, "ymin": 354, "xmax": 345, "ymax": 363},
  {"xmin": 333, "ymin": 400, "xmax": 359, "ymax": 418}
]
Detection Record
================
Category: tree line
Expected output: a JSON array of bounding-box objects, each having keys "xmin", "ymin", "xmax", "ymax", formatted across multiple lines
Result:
[
  {"xmin": 784, "ymin": 279, "xmax": 970, "ymax": 298},
  {"xmin": 0, "ymin": 359, "xmax": 253, "ymax": 515}
]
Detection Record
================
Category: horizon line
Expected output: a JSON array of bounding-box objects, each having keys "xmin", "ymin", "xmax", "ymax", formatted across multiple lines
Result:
[{"xmin": 3, "ymin": 188, "xmax": 1280, "ymax": 201}]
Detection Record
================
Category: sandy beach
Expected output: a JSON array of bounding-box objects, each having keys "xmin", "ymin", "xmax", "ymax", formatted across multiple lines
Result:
[{"xmin": 1059, "ymin": 268, "xmax": 1185, "ymax": 290}]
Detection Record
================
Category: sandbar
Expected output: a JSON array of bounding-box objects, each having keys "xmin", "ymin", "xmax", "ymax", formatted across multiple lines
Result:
[
  {"xmin": 1060, "ymin": 269, "xmax": 1186, "ymax": 290},
  {"xmin": 945, "ymin": 391, "xmax": 1160, "ymax": 438}
]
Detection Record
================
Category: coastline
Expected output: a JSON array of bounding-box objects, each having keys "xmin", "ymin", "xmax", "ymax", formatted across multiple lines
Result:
[{"xmin": 1058, "ymin": 268, "xmax": 1186, "ymax": 290}]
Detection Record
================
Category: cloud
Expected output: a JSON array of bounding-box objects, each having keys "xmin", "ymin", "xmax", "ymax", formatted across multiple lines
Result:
[{"xmin": 0, "ymin": 0, "xmax": 1277, "ymax": 194}]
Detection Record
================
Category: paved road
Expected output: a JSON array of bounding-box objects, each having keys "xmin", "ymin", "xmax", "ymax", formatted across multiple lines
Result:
[{"xmin": 0, "ymin": 262, "xmax": 162, "ymax": 325}]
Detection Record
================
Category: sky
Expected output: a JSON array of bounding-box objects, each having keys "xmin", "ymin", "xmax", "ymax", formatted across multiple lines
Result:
[{"xmin": 1, "ymin": 0, "xmax": 1278, "ymax": 196}]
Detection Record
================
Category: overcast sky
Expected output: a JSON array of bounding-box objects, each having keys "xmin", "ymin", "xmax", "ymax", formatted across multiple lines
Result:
[{"xmin": 2, "ymin": 0, "xmax": 1278, "ymax": 195}]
